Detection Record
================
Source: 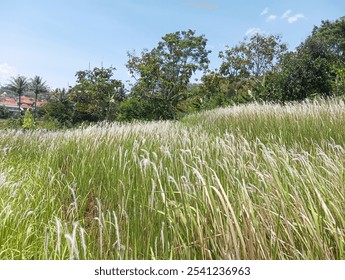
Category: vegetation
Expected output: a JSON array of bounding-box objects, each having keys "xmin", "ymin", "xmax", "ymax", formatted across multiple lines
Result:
[
  {"xmin": 0, "ymin": 16, "xmax": 344, "ymax": 260},
  {"xmin": 0, "ymin": 106, "xmax": 10, "ymax": 119},
  {"xmin": 126, "ymin": 29, "xmax": 210, "ymax": 120},
  {"xmin": 30, "ymin": 76, "xmax": 49, "ymax": 121},
  {"xmin": 0, "ymin": 99, "xmax": 344, "ymax": 259},
  {"xmin": 22, "ymin": 109, "xmax": 35, "ymax": 129},
  {"xmin": 69, "ymin": 67, "xmax": 125, "ymax": 123},
  {"xmin": 5, "ymin": 76, "xmax": 29, "ymax": 113},
  {"xmin": 1, "ymin": 17, "xmax": 344, "ymax": 126}
]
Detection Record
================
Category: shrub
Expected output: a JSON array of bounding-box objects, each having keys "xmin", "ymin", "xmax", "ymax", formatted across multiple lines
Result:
[{"xmin": 0, "ymin": 106, "xmax": 10, "ymax": 119}]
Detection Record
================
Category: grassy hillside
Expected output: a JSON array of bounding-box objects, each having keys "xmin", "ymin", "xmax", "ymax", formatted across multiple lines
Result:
[{"xmin": 0, "ymin": 99, "xmax": 344, "ymax": 259}]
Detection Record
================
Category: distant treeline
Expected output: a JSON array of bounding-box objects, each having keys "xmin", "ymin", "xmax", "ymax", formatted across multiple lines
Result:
[{"xmin": 1, "ymin": 16, "xmax": 344, "ymax": 127}]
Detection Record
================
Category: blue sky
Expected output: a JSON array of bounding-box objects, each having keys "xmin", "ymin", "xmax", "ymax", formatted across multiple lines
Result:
[{"xmin": 0, "ymin": 0, "xmax": 344, "ymax": 89}]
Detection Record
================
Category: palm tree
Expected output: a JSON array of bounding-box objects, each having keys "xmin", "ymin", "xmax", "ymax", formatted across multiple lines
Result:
[
  {"xmin": 30, "ymin": 76, "xmax": 48, "ymax": 120},
  {"xmin": 7, "ymin": 76, "xmax": 29, "ymax": 114}
]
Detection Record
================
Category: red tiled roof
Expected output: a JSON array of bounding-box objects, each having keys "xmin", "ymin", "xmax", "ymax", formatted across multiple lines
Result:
[
  {"xmin": 0, "ymin": 96, "xmax": 47, "ymax": 109},
  {"xmin": 21, "ymin": 96, "xmax": 35, "ymax": 104},
  {"xmin": 0, "ymin": 97, "xmax": 17, "ymax": 106},
  {"xmin": 36, "ymin": 101, "xmax": 48, "ymax": 107}
]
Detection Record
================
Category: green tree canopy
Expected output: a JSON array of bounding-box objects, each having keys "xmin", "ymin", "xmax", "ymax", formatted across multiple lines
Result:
[
  {"xmin": 69, "ymin": 66, "xmax": 125, "ymax": 123},
  {"xmin": 219, "ymin": 33, "xmax": 287, "ymax": 78},
  {"xmin": 30, "ymin": 75, "xmax": 49, "ymax": 119},
  {"xmin": 277, "ymin": 17, "xmax": 345, "ymax": 100},
  {"xmin": 312, "ymin": 16, "xmax": 345, "ymax": 61},
  {"xmin": 6, "ymin": 76, "xmax": 29, "ymax": 113},
  {"xmin": 126, "ymin": 29, "xmax": 211, "ymax": 119},
  {"xmin": 43, "ymin": 88, "xmax": 74, "ymax": 127},
  {"xmin": 201, "ymin": 33, "xmax": 288, "ymax": 103}
]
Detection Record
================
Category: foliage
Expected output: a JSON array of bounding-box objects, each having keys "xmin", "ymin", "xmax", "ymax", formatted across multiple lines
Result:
[
  {"xmin": 200, "ymin": 71, "xmax": 230, "ymax": 105},
  {"xmin": 43, "ymin": 88, "xmax": 74, "ymax": 127},
  {"xmin": 330, "ymin": 63, "xmax": 345, "ymax": 96},
  {"xmin": 219, "ymin": 33, "xmax": 287, "ymax": 78},
  {"xmin": 117, "ymin": 95, "xmax": 169, "ymax": 121},
  {"xmin": 312, "ymin": 16, "xmax": 345, "ymax": 61},
  {"xmin": 313, "ymin": 17, "xmax": 345, "ymax": 96},
  {"xmin": 251, "ymin": 71, "xmax": 283, "ymax": 101},
  {"xmin": 22, "ymin": 109, "xmax": 35, "ymax": 129},
  {"xmin": 1, "ymin": 17, "xmax": 345, "ymax": 123},
  {"xmin": 4, "ymin": 117, "xmax": 22, "ymax": 129},
  {"xmin": 69, "ymin": 66, "xmax": 125, "ymax": 123},
  {"xmin": 6, "ymin": 76, "xmax": 29, "ymax": 112},
  {"xmin": 276, "ymin": 18, "xmax": 345, "ymax": 101},
  {"xmin": 30, "ymin": 76, "xmax": 49, "ymax": 120},
  {"xmin": 202, "ymin": 33, "xmax": 288, "ymax": 104},
  {"xmin": 278, "ymin": 44, "xmax": 331, "ymax": 100},
  {"xmin": 0, "ymin": 106, "xmax": 10, "ymax": 119},
  {"xmin": 127, "ymin": 29, "xmax": 211, "ymax": 119}
]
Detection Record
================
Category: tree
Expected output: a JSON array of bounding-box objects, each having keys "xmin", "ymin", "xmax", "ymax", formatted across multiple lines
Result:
[
  {"xmin": 30, "ymin": 75, "xmax": 49, "ymax": 120},
  {"xmin": 127, "ymin": 29, "xmax": 211, "ymax": 120},
  {"xmin": 312, "ymin": 17, "xmax": 345, "ymax": 96},
  {"xmin": 198, "ymin": 71, "xmax": 238, "ymax": 108},
  {"xmin": 277, "ymin": 17, "xmax": 345, "ymax": 101},
  {"xmin": 43, "ymin": 88, "xmax": 74, "ymax": 127},
  {"xmin": 218, "ymin": 33, "xmax": 287, "ymax": 101},
  {"xmin": 6, "ymin": 76, "xmax": 29, "ymax": 113},
  {"xmin": 69, "ymin": 66, "xmax": 125, "ymax": 123},
  {"xmin": 312, "ymin": 17, "xmax": 345, "ymax": 61},
  {"xmin": 278, "ymin": 38, "xmax": 334, "ymax": 101},
  {"xmin": 219, "ymin": 33, "xmax": 287, "ymax": 78}
]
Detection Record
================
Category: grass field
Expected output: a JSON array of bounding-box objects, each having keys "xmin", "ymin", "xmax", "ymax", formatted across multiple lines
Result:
[{"xmin": 0, "ymin": 99, "xmax": 344, "ymax": 260}]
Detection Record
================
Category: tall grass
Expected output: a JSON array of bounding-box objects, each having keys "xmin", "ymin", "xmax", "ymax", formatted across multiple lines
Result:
[{"xmin": 0, "ymin": 99, "xmax": 344, "ymax": 259}]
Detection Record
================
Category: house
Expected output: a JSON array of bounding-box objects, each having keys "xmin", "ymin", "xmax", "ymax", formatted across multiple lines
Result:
[
  {"xmin": 0, "ymin": 94, "xmax": 48, "ymax": 114},
  {"xmin": 0, "ymin": 96, "xmax": 22, "ymax": 112}
]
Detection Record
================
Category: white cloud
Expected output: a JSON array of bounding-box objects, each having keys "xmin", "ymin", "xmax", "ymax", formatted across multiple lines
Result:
[
  {"xmin": 287, "ymin": 13, "xmax": 305, "ymax": 23},
  {"xmin": 266, "ymin": 14, "xmax": 277, "ymax": 22},
  {"xmin": 260, "ymin": 7, "xmax": 269, "ymax": 16},
  {"xmin": 280, "ymin": 10, "xmax": 305, "ymax": 24},
  {"xmin": 0, "ymin": 63, "xmax": 17, "ymax": 85},
  {"xmin": 245, "ymin": 27, "xmax": 263, "ymax": 37},
  {"xmin": 281, "ymin": 10, "xmax": 292, "ymax": 19}
]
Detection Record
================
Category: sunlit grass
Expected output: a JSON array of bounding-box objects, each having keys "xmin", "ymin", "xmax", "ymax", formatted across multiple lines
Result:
[{"xmin": 0, "ymin": 99, "xmax": 344, "ymax": 259}]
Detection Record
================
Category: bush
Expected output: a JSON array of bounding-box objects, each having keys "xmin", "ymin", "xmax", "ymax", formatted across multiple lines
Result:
[
  {"xmin": 118, "ymin": 96, "xmax": 176, "ymax": 121},
  {"xmin": 22, "ymin": 109, "xmax": 35, "ymax": 129},
  {"xmin": 0, "ymin": 106, "xmax": 10, "ymax": 119},
  {"xmin": 43, "ymin": 100, "xmax": 74, "ymax": 127}
]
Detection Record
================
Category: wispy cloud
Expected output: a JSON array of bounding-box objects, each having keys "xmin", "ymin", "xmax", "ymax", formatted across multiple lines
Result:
[
  {"xmin": 287, "ymin": 13, "xmax": 305, "ymax": 23},
  {"xmin": 245, "ymin": 27, "xmax": 264, "ymax": 37},
  {"xmin": 260, "ymin": 8, "xmax": 278, "ymax": 23},
  {"xmin": 260, "ymin": 7, "xmax": 269, "ymax": 16},
  {"xmin": 281, "ymin": 10, "xmax": 292, "ymax": 19},
  {"xmin": 0, "ymin": 63, "xmax": 17, "ymax": 85},
  {"xmin": 266, "ymin": 14, "xmax": 277, "ymax": 22},
  {"xmin": 280, "ymin": 9, "xmax": 306, "ymax": 23},
  {"xmin": 188, "ymin": 0, "xmax": 219, "ymax": 10}
]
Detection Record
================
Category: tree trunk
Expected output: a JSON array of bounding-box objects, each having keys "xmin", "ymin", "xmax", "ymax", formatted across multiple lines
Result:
[
  {"xmin": 18, "ymin": 94, "xmax": 22, "ymax": 115},
  {"xmin": 34, "ymin": 92, "xmax": 38, "ymax": 121}
]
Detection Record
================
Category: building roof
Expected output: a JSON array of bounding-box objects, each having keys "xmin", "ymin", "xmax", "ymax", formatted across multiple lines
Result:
[
  {"xmin": 0, "ymin": 97, "xmax": 17, "ymax": 106},
  {"xmin": 0, "ymin": 96, "xmax": 47, "ymax": 110}
]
